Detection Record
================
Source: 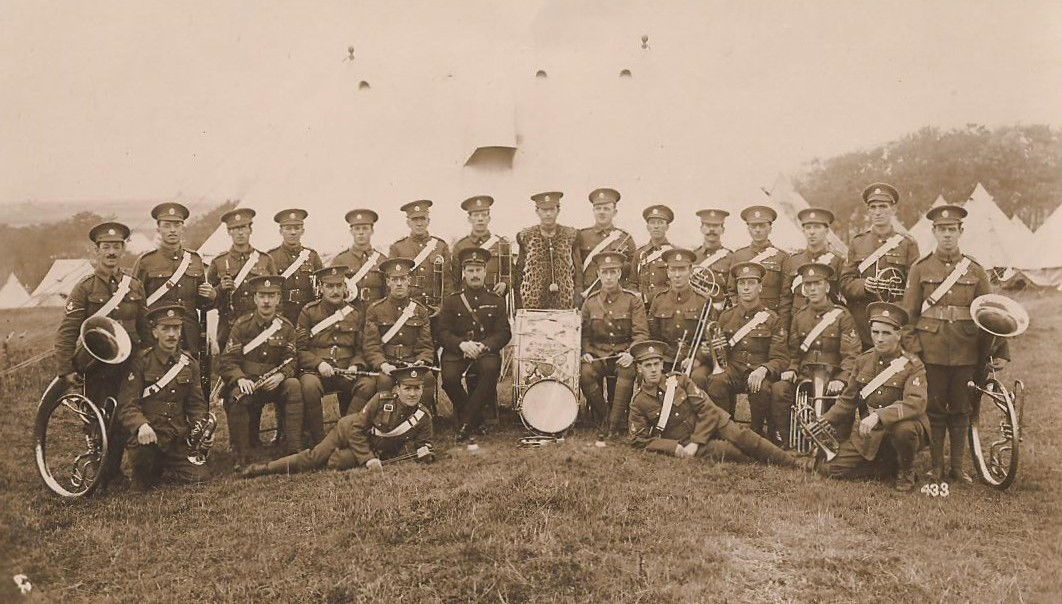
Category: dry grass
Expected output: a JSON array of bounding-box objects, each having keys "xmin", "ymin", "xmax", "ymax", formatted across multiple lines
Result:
[{"xmin": 1, "ymin": 293, "xmax": 1060, "ymax": 602}]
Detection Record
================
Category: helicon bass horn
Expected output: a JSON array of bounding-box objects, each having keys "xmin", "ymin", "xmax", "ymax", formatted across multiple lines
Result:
[
  {"xmin": 74, "ymin": 315, "xmax": 132, "ymax": 370},
  {"xmin": 970, "ymin": 294, "xmax": 1029, "ymax": 339}
]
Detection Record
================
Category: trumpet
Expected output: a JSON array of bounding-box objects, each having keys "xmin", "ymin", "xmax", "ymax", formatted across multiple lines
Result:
[
  {"xmin": 789, "ymin": 364, "xmax": 840, "ymax": 459},
  {"xmin": 186, "ymin": 412, "xmax": 217, "ymax": 466}
]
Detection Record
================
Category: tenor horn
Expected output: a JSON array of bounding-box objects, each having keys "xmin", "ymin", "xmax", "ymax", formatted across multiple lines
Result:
[
  {"xmin": 690, "ymin": 266, "xmax": 722, "ymax": 300},
  {"xmin": 74, "ymin": 315, "xmax": 132, "ymax": 369},
  {"xmin": 864, "ymin": 264, "xmax": 906, "ymax": 302}
]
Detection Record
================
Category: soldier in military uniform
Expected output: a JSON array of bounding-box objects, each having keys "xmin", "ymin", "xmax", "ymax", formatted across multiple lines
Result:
[
  {"xmin": 267, "ymin": 209, "xmax": 324, "ymax": 324},
  {"xmin": 362, "ymin": 258, "xmax": 437, "ymax": 412},
  {"xmin": 514, "ymin": 191, "xmax": 583, "ymax": 310},
  {"xmin": 239, "ymin": 365, "xmax": 435, "ymax": 478},
  {"xmin": 840, "ymin": 183, "xmax": 920, "ymax": 349},
  {"xmin": 55, "ymin": 222, "xmax": 150, "ymax": 487},
  {"xmin": 437, "ymin": 248, "xmax": 512, "ymax": 441},
  {"xmin": 578, "ymin": 251, "xmax": 648, "ymax": 440},
  {"xmin": 631, "ymin": 204, "xmax": 675, "ymax": 305},
  {"xmin": 691, "ymin": 209, "xmax": 732, "ymax": 312},
  {"xmin": 901, "ymin": 204, "xmax": 1008, "ymax": 483},
  {"xmin": 207, "ymin": 208, "xmax": 277, "ymax": 349},
  {"xmin": 296, "ymin": 266, "xmax": 365, "ymax": 446},
  {"xmin": 627, "ymin": 340, "xmax": 799, "ymax": 467},
  {"xmin": 782, "ymin": 208, "xmax": 844, "ymax": 312},
  {"xmin": 770, "ymin": 263, "xmax": 861, "ymax": 446},
  {"xmin": 576, "ymin": 188, "xmax": 636, "ymax": 298},
  {"xmin": 704, "ymin": 262, "xmax": 789, "ymax": 443},
  {"xmin": 116, "ymin": 305, "xmax": 210, "ymax": 491},
  {"xmin": 133, "ymin": 202, "xmax": 215, "ymax": 357},
  {"xmin": 331, "ymin": 209, "xmax": 388, "ymax": 307},
  {"xmin": 450, "ymin": 196, "xmax": 512, "ymax": 298},
  {"xmin": 647, "ymin": 249, "xmax": 709, "ymax": 385},
  {"xmin": 817, "ymin": 302, "xmax": 930, "ymax": 492},
  {"xmin": 219, "ymin": 276, "xmax": 303, "ymax": 468},
  {"xmin": 728, "ymin": 205, "xmax": 792, "ymax": 329},
  {"xmin": 389, "ymin": 200, "xmax": 450, "ymax": 312}
]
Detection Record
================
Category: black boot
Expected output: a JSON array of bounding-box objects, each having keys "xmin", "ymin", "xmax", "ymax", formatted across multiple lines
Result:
[
  {"xmin": 928, "ymin": 420, "xmax": 947, "ymax": 482},
  {"xmin": 947, "ymin": 414, "xmax": 973, "ymax": 483},
  {"xmin": 456, "ymin": 423, "xmax": 471, "ymax": 443}
]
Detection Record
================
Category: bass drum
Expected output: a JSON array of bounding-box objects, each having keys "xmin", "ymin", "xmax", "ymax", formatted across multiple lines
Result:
[{"xmin": 519, "ymin": 379, "xmax": 578, "ymax": 435}]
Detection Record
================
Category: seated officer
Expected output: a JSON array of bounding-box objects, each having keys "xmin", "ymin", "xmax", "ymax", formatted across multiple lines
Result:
[
  {"xmin": 627, "ymin": 340, "xmax": 798, "ymax": 467},
  {"xmin": 361, "ymin": 257, "xmax": 436, "ymax": 411},
  {"xmin": 817, "ymin": 302, "xmax": 930, "ymax": 492},
  {"xmin": 578, "ymin": 250, "xmax": 648, "ymax": 440},
  {"xmin": 219, "ymin": 275, "xmax": 304, "ymax": 468},
  {"xmin": 770, "ymin": 263, "xmax": 860, "ymax": 446},
  {"xmin": 296, "ymin": 265, "xmax": 366, "ymax": 445},
  {"xmin": 437, "ymin": 247, "xmax": 512, "ymax": 441},
  {"xmin": 240, "ymin": 365, "xmax": 435, "ymax": 478},
  {"xmin": 704, "ymin": 262, "xmax": 789, "ymax": 442},
  {"xmin": 116, "ymin": 305, "xmax": 210, "ymax": 491}
]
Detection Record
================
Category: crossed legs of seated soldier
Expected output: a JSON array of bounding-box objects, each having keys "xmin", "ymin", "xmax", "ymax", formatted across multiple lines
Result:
[
  {"xmin": 126, "ymin": 439, "xmax": 207, "ymax": 491},
  {"xmin": 704, "ymin": 366, "xmax": 782, "ymax": 445},
  {"xmin": 299, "ymin": 373, "xmax": 356, "ymax": 445},
  {"xmin": 224, "ymin": 377, "xmax": 304, "ymax": 464},
  {"xmin": 442, "ymin": 353, "xmax": 501, "ymax": 436},
  {"xmin": 818, "ymin": 418, "xmax": 926, "ymax": 486},
  {"xmin": 580, "ymin": 358, "xmax": 636, "ymax": 437}
]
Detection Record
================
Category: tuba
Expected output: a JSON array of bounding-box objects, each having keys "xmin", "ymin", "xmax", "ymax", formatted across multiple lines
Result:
[
  {"xmin": 186, "ymin": 412, "xmax": 217, "ymax": 466},
  {"xmin": 73, "ymin": 315, "xmax": 132, "ymax": 371}
]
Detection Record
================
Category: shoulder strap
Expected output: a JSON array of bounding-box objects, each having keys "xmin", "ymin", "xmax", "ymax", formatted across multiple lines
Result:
[
  {"xmin": 280, "ymin": 249, "xmax": 312, "ymax": 279},
  {"xmin": 371, "ymin": 408, "xmax": 427, "ymax": 437},
  {"xmin": 142, "ymin": 353, "xmax": 191, "ymax": 397},
  {"xmin": 582, "ymin": 230, "xmax": 623, "ymax": 270},
  {"xmin": 310, "ymin": 305, "xmax": 356, "ymax": 336},
  {"xmin": 728, "ymin": 310, "xmax": 772, "ymax": 347},
  {"xmin": 790, "ymin": 251, "xmax": 837, "ymax": 292},
  {"xmin": 232, "ymin": 251, "xmax": 261, "ymax": 289},
  {"xmin": 242, "ymin": 318, "xmax": 283, "ymax": 354},
  {"xmin": 380, "ymin": 301, "xmax": 418, "ymax": 344},
  {"xmin": 859, "ymin": 356, "xmax": 910, "ymax": 399},
  {"xmin": 479, "ymin": 234, "xmax": 500, "ymax": 252},
  {"xmin": 655, "ymin": 375, "xmax": 679, "ymax": 433},
  {"xmin": 410, "ymin": 240, "xmax": 440, "ymax": 271},
  {"xmin": 698, "ymin": 248, "xmax": 729, "ymax": 269},
  {"xmin": 750, "ymin": 247, "xmax": 779, "ymax": 265},
  {"xmin": 799, "ymin": 308, "xmax": 844, "ymax": 352},
  {"xmin": 639, "ymin": 244, "xmax": 674, "ymax": 268},
  {"xmin": 459, "ymin": 293, "xmax": 485, "ymax": 330},
  {"xmin": 857, "ymin": 234, "xmax": 904, "ymax": 274},
  {"xmin": 921, "ymin": 257, "xmax": 972, "ymax": 312},
  {"xmin": 91, "ymin": 274, "xmax": 132, "ymax": 319},
  {"xmin": 347, "ymin": 250, "xmax": 383, "ymax": 287},
  {"xmin": 145, "ymin": 251, "xmax": 193, "ymax": 306}
]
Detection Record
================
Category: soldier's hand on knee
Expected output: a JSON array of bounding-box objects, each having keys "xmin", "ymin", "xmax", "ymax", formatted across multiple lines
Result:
[
  {"xmin": 137, "ymin": 423, "xmax": 157, "ymax": 445},
  {"xmin": 237, "ymin": 378, "xmax": 255, "ymax": 395},
  {"xmin": 366, "ymin": 458, "xmax": 383, "ymax": 471},
  {"xmin": 780, "ymin": 370, "xmax": 796, "ymax": 383},
  {"xmin": 261, "ymin": 373, "xmax": 284, "ymax": 392},
  {"xmin": 617, "ymin": 352, "xmax": 634, "ymax": 368},
  {"xmin": 318, "ymin": 361, "xmax": 335, "ymax": 378},
  {"xmin": 858, "ymin": 412, "xmax": 880, "ymax": 437},
  {"xmin": 827, "ymin": 379, "xmax": 845, "ymax": 394},
  {"xmin": 747, "ymin": 366, "xmax": 768, "ymax": 393}
]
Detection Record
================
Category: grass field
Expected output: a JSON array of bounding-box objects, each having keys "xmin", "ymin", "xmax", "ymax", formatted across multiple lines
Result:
[{"xmin": 1, "ymin": 293, "xmax": 1060, "ymax": 602}]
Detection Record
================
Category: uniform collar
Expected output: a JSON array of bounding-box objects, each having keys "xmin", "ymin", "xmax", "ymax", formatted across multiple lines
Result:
[
  {"xmin": 470, "ymin": 230, "xmax": 492, "ymax": 244},
  {"xmin": 596, "ymin": 225, "xmax": 615, "ymax": 236},
  {"xmin": 228, "ymin": 245, "xmax": 253, "ymax": 258},
  {"xmin": 281, "ymin": 243, "xmax": 303, "ymax": 254},
  {"xmin": 599, "ymin": 286, "xmax": 622, "ymax": 302},
  {"xmin": 649, "ymin": 238, "xmax": 670, "ymax": 249},
  {"xmin": 738, "ymin": 301, "xmax": 765, "ymax": 316},
  {"xmin": 808, "ymin": 300, "xmax": 833, "ymax": 314},
  {"xmin": 700, "ymin": 242, "xmax": 722, "ymax": 253},
  {"xmin": 411, "ymin": 233, "xmax": 431, "ymax": 244},
  {"xmin": 152, "ymin": 346, "xmax": 181, "ymax": 366},
  {"xmin": 671, "ymin": 286, "xmax": 693, "ymax": 302},
  {"xmin": 347, "ymin": 245, "xmax": 373, "ymax": 259},
  {"xmin": 94, "ymin": 266, "xmax": 120, "ymax": 282},
  {"xmin": 875, "ymin": 347, "xmax": 903, "ymax": 364},
  {"xmin": 253, "ymin": 311, "xmax": 277, "ymax": 327},
  {"xmin": 388, "ymin": 293, "xmax": 410, "ymax": 304},
  {"xmin": 158, "ymin": 243, "xmax": 185, "ymax": 258},
  {"xmin": 934, "ymin": 247, "xmax": 963, "ymax": 263},
  {"xmin": 750, "ymin": 239, "xmax": 773, "ymax": 252}
]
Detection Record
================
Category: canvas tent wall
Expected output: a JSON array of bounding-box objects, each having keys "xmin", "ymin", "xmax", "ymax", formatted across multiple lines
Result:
[
  {"xmin": 0, "ymin": 273, "xmax": 31, "ymax": 309},
  {"xmin": 910, "ymin": 184, "xmax": 1027, "ymax": 269},
  {"xmin": 29, "ymin": 259, "xmax": 94, "ymax": 307},
  {"xmin": 1009, "ymin": 203, "xmax": 1062, "ymax": 288},
  {"xmin": 764, "ymin": 173, "xmax": 848, "ymax": 255}
]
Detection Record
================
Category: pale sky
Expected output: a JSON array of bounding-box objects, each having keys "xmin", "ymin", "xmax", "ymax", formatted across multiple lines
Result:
[{"xmin": 2, "ymin": 0, "xmax": 1060, "ymax": 222}]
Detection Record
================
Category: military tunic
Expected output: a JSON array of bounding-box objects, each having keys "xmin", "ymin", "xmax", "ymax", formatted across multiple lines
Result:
[
  {"xmin": 388, "ymin": 234, "xmax": 450, "ymax": 310},
  {"xmin": 647, "ymin": 286, "xmax": 709, "ymax": 365},
  {"xmin": 206, "ymin": 247, "xmax": 276, "ymax": 348},
  {"xmin": 821, "ymin": 348, "xmax": 929, "ymax": 477},
  {"xmin": 116, "ymin": 346, "xmax": 208, "ymax": 488},
  {"xmin": 133, "ymin": 246, "xmax": 209, "ymax": 353},
  {"xmin": 781, "ymin": 246, "xmax": 844, "ymax": 311},
  {"xmin": 703, "ymin": 302, "xmax": 788, "ymax": 441},
  {"xmin": 691, "ymin": 243, "xmax": 733, "ymax": 307},
  {"xmin": 727, "ymin": 241, "xmax": 791, "ymax": 328},
  {"xmin": 436, "ymin": 286, "xmax": 512, "ymax": 426},
  {"xmin": 629, "ymin": 374, "xmax": 795, "ymax": 466},
  {"xmin": 576, "ymin": 226, "xmax": 636, "ymax": 293},
  {"xmin": 579, "ymin": 288, "xmax": 649, "ymax": 433},
  {"xmin": 330, "ymin": 245, "xmax": 388, "ymax": 305},
  {"xmin": 256, "ymin": 392, "xmax": 434, "ymax": 474},
  {"xmin": 839, "ymin": 228, "xmax": 919, "ymax": 348},
  {"xmin": 631, "ymin": 239, "xmax": 673, "ymax": 305},
  {"xmin": 362, "ymin": 295, "xmax": 436, "ymax": 410},
  {"xmin": 267, "ymin": 244, "xmax": 324, "ymax": 324},
  {"xmin": 219, "ymin": 311, "xmax": 303, "ymax": 456},
  {"xmin": 297, "ymin": 299, "xmax": 365, "ymax": 438},
  {"xmin": 450, "ymin": 232, "xmax": 512, "ymax": 291}
]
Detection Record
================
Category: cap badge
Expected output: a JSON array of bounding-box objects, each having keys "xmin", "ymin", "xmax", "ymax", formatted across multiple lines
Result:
[
  {"xmin": 355, "ymin": 213, "xmax": 362, "ymax": 220},
  {"xmin": 413, "ymin": 205, "xmax": 421, "ymax": 212},
  {"xmin": 742, "ymin": 267, "xmax": 750, "ymax": 274},
  {"xmin": 942, "ymin": 209, "xmax": 950, "ymax": 217},
  {"xmin": 883, "ymin": 309, "xmax": 891, "ymax": 316},
  {"xmin": 544, "ymin": 195, "xmax": 552, "ymax": 202},
  {"xmin": 410, "ymin": 370, "xmax": 418, "ymax": 378},
  {"xmin": 107, "ymin": 228, "xmax": 116, "ymax": 235},
  {"xmin": 290, "ymin": 212, "xmax": 296, "ymax": 219},
  {"xmin": 264, "ymin": 279, "xmax": 271, "ymax": 287},
  {"xmin": 167, "ymin": 309, "xmax": 175, "ymax": 317},
  {"xmin": 648, "ymin": 346, "xmax": 655, "ymax": 353},
  {"xmin": 874, "ymin": 188, "xmax": 882, "ymax": 195},
  {"xmin": 167, "ymin": 208, "xmax": 176, "ymax": 215},
  {"xmin": 754, "ymin": 210, "xmax": 761, "ymax": 218},
  {"xmin": 809, "ymin": 269, "xmax": 817, "ymax": 276},
  {"xmin": 597, "ymin": 191, "xmax": 606, "ymax": 200}
]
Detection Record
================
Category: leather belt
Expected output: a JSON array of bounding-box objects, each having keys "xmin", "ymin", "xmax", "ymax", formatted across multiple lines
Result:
[{"xmin": 921, "ymin": 305, "xmax": 971, "ymax": 321}]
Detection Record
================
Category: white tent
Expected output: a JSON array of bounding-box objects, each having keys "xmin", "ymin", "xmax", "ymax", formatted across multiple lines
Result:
[
  {"xmin": 1009, "ymin": 204, "xmax": 1062, "ymax": 287},
  {"xmin": 127, "ymin": 231, "xmax": 157, "ymax": 254},
  {"xmin": 0, "ymin": 273, "xmax": 31, "ymax": 309},
  {"xmin": 912, "ymin": 184, "xmax": 1030, "ymax": 269},
  {"xmin": 1010, "ymin": 214, "xmax": 1033, "ymax": 238},
  {"xmin": 908, "ymin": 194, "xmax": 948, "ymax": 252},
  {"xmin": 763, "ymin": 173, "xmax": 848, "ymax": 255},
  {"xmin": 28, "ymin": 259, "xmax": 94, "ymax": 307}
]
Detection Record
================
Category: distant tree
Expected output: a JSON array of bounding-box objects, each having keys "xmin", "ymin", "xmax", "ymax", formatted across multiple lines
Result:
[
  {"xmin": 184, "ymin": 199, "xmax": 239, "ymax": 249},
  {"xmin": 794, "ymin": 124, "xmax": 1062, "ymax": 240}
]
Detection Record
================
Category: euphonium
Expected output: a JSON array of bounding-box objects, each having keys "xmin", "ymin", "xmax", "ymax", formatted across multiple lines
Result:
[
  {"xmin": 790, "ymin": 363, "xmax": 840, "ymax": 459},
  {"xmin": 73, "ymin": 315, "xmax": 132, "ymax": 371},
  {"xmin": 186, "ymin": 412, "xmax": 217, "ymax": 466}
]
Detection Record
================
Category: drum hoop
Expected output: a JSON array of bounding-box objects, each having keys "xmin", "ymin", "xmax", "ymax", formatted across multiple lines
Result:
[{"xmin": 519, "ymin": 379, "xmax": 578, "ymax": 435}]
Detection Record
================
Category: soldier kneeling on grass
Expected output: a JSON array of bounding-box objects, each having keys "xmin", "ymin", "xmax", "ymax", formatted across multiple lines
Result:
[
  {"xmin": 239, "ymin": 365, "xmax": 435, "ymax": 478},
  {"xmin": 814, "ymin": 302, "xmax": 930, "ymax": 492},
  {"xmin": 627, "ymin": 340, "xmax": 800, "ymax": 467},
  {"xmin": 116, "ymin": 305, "xmax": 210, "ymax": 491}
]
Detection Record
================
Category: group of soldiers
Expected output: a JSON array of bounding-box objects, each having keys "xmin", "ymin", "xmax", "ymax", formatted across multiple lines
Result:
[{"xmin": 55, "ymin": 181, "xmax": 1008, "ymax": 493}]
